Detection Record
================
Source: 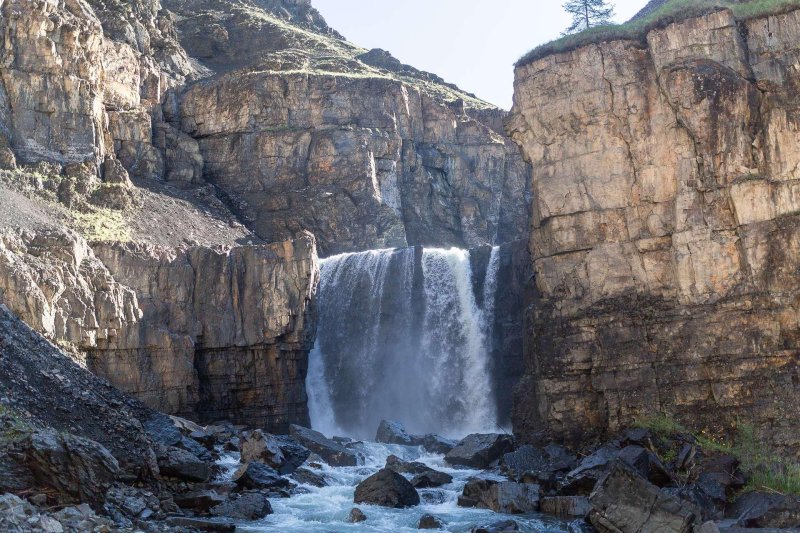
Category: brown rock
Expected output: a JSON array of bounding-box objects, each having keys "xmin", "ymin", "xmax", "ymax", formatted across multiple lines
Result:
[{"xmin": 508, "ymin": 8, "xmax": 800, "ymax": 454}]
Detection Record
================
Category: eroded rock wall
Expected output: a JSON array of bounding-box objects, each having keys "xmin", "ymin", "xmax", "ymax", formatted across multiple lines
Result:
[
  {"xmin": 89, "ymin": 233, "xmax": 318, "ymax": 431},
  {"xmin": 174, "ymin": 72, "xmax": 529, "ymax": 256},
  {"xmin": 509, "ymin": 9, "xmax": 800, "ymax": 454}
]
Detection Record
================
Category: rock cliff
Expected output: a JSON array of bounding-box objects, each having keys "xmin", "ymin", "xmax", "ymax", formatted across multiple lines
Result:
[
  {"xmin": 0, "ymin": 0, "xmax": 529, "ymax": 431},
  {"xmin": 509, "ymin": 8, "xmax": 800, "ymax": 454}
]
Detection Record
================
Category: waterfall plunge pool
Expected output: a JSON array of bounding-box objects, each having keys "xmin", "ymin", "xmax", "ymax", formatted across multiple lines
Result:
[{"xmin": 221, "ymin": 441, "xmax": 577, "ymax": 533}]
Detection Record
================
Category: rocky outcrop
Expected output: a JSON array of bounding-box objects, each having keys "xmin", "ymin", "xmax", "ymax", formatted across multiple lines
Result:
[
  {"xmin": 174, "ymin": 72, "xmax": 529, "ymax": 256},
  {"xmin": 508, "ymin": 8, "xmax": 800, "ymax": 454},
  {"xmin": 88, "ymin": 233, "xmax": 318, "ymax": 430}
]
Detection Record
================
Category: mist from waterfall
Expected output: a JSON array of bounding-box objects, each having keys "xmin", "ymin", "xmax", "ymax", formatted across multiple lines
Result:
[{"xmin": 307, "ymin": 246, "xmax": 500, "ymax": 440}]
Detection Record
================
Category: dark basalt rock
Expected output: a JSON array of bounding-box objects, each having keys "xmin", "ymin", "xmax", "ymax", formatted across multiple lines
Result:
[
  {"xmin": 458, "ymin": 478, "xmax": 540, "ymax": 514},
  {"xmin": 289, "ymin": 425, "xmax": 357, "ymax": 467},
  {"xmin": 539, "ymin": 496, "xmax": 591, "ymax": 518},
  {"xmin": 729, "ymin": 492, "xmax": 800, "ymax": 529},
  {"xmin": 232, "ymin": 462, "xmax": 292, "ymax": 491},
  {"xmin": 419, "ymin": 434, "xmax": 457, "ymax": 454},
  {"xmin": 418, "ymin": 514, "xmax": 445, "ymax": 529},
  {"xmin": 560, "ymin": 445, "xmax": 620, "ymax": 495},
  {"xmin": 156, "ymin": 444, "xmax": 212, "ymax": 482},
  {"xmin": 291, "ymin": 467, "xmax": 327, "ymax": 487},
  {"xmin": 376, "ymin": 420, "xmax": 414, "ymax": 445},
  {"xmin": 617, "ymin": 445, "xmax": 672, "ymax": 487},
  {"xmin": 353, "ymin": 468, "xmax": 420, "ymax": 508},
  {"xmin": 1, "ymin": 430, "xmax": 120, "ymax": 511},
  {"xmin": 165, "ymin": 516, "xmax": 236, "ymax": 532},
  {"xmin": 501, "ymin": 444, "xmax": 575, "ymax": 481},
  {"xmin": 348, "ymin": 507, "xmax": 367, "ymax": 523},
  {"xmin": 588, "ymin": 460, "xmax": 698, "ymax": 533},
  {"xmin": 411, "ymin": 469, "xmax": 453, "ymax": 488},
  {"xmin": 173, "ymin": 490, "xmax": 226, "ymax": 512},
  {"xmin": 445, "ymin": 433, "xmax": 515, "ymax": 469},
  {"xmin": 470, "ymin": 520, "xmax": 520, "ymax": 533},
  {"xmin": 209, "ymin": 491, "xmax": 273, "ymax": 520},
  {"xmin": 386, "ymin": 454, "xmax": 437, "ymax": 476}
]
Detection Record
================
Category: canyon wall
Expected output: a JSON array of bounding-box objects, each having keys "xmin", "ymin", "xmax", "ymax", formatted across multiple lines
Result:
[
  {"xmin": 0, "ymin": 0, "xmax": 528, "ymax": 430},
  {"xmin": 174, "ymin": 73, "xmax": 529, "ymax": 256},
  {"xmin": 509, "ymin": 8, "xmax": 800, "ymax": 454},
  {"xmin": 0, "ymin": 226, "xmax": 318, "ymax": 431}
]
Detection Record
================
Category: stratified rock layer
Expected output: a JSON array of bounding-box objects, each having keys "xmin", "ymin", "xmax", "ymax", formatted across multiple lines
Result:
[
  {"xmin": 174, "ymin": 72, "xmax": 529, "ymax": 256},
  {"xmin": 88, "ymin": 233, "xmax": 318, "ymax": 431},
  {"xmin": 509, "ymin": 8, "xmax": 800, "ymax": 454}
]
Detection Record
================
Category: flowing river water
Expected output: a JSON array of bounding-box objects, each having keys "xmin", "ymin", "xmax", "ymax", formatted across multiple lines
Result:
[{"xmin": 218, "ymin": 247, "xmax": 574, "ymax": 532}]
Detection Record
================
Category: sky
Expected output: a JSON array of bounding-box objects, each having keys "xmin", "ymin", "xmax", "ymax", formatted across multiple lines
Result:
[{"xmin": 313, "ymin": 0, "xmax": 650, "ymax": 109}]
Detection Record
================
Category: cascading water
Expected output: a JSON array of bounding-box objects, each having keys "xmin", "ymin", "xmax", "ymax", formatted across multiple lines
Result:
[{"xmin": 307, "ymin": 246, "xmax": 500, "ymax": 439}]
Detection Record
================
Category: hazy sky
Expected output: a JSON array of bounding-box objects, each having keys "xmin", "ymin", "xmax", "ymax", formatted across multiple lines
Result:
[{"xmin": 313, "ymin": 0, "xmax": 649, "ymax": 109}]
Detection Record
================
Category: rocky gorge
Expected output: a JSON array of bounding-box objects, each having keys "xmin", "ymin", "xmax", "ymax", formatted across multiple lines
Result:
[{"xmin": 0, "ymin": 0, "xmax": 798, "ymax": 531}]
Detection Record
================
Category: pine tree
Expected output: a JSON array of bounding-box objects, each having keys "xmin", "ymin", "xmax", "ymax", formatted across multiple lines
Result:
[{"xmin": 562, "ymin": 0, "xmax": 615, "ymax": 35}]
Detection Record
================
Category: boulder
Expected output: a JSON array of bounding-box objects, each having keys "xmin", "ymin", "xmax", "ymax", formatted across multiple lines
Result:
[
  {"xmin": 458, "ymin": 478, "xmax": 540, "ymax": 513},
  {"xmin": 560, "ymin": 445, "xmax": 620, "ymax": 495},
  {"xmin": 617, "ymin": 445, "xmax": 672, "ymax": 487},
  {"xmin": 418, "ymin": 514, "xmax": 445, "ymax": 529},
  {"xmin": 270, "ymin": 434, "xmax": 311, "ymax": 474},
  {"xmin": 232, "ymin": 462, "xmax": 292, "ymax": 491},
  {"xmin": 470, "ymin": 520, "xmax": 520, "ymax": 533},
  {"xmin": 730, "ymin": 492, "xmax": 800, "ymax": 529},
  {"xmin": 386, "ymin": 454, "xmax": 432, "ymax": 475},
  {"xmin": 540, "ymin": 496, "xmax": 591, "ymax": 518},
  {"xmin": 156, "ymin": 445, "xmax": 212, "ymax": 482},
  {"xmin": 353, "ymin": 468, "xmax": 420, "ymax": 508},
  {"xmin": 291, "ymin": 467, "xmax": 327, "ymax": 487},
  {"xmin": 444, "ymin": 434, "xmax": 515, "ymax": 469},
  {"xmin": 210, "ymin": 492, "xmax": 273, "ymax": 520},
  {"xmin": 4, "ymin": 430, "xmax": 120, "ymax": 510},
  {"xmin": 588, "ymin": 460, "xmax": 698, "ymax": 533},
  {"xmin": 348, "ymin": 507, "xmax": 367, "ymax": 523},
  {"xmin": 419, "ymin": 434, "xmax": 457, "ymax": 455},
  {"xmin": 173, "ymin": 490, "xmax": 226, "ymax": 512},
  {"xmin": 501, "ymin": 444, "xmax": 575, "ymax": 481},
  {"xmin": 411, "ymin": 469, "xmax": 453, "ymax": 488},
  {"xmin": 289, "ymin": 425, "xmax": 357, "ymax": 467},
  {"xmin": 180, "ymin": 436, "xmax": 214, "ymax": 462},
  {"xmin": 240, "ymin": 430, "xmax": 286, "ymax": 469},
  {"xmin": 376, "ymin": 420, "xmax": 414, "ymax": 445},
  {"xmin": 165, "ymin": 516, "xmax": 236, "ymax": 532}
]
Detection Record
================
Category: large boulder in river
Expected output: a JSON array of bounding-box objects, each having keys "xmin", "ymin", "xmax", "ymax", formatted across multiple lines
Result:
[
  {"xmin": 411, "ymin": 469, "xmax": 453, "ymax": 488},
  {"xmin": 588, "ymin": 460, "xmax": 698, "ymax": 532},
  {"xmin": 386, "ymin": 454, "xmax": 434, "ymax": 475},
  {"xmin": 354, "ymin": 468, "xmax": 420, "ymax": 508},
  {"xmin": 289, "ymin": 425, "xmax": 357, "ymax": 467},
  {"xmin": 419, "ymin": 434, "xmax": 457, "ymax": 454},
  {"xmin": 376, "ymin": 420, "xmax": 414, "ymax": 445},
  {"xmin": 445, "ymin": 433, "xmax": 514, "ymax": 469}
]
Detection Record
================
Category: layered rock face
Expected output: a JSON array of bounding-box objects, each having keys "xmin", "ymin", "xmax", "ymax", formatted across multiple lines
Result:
[
  {"xmin": 156, "ymin": 0, "xmax": 530, "ymax": 256},
  {"xmin": 175, "ymin": 73, "xmax": 529, "ymax": 256},
  {"xmin": 89, "ymin": 234, "xmax": 318, "ymax": 430},
  {"xmin": 509, "ymin": 9, "xmax": 800, "ymax": 454}
]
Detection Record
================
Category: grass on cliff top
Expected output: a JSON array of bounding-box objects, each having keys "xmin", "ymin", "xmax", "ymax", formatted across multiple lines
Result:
[
  {"xmin": 517, "ymin": 0, "xmax": 800, "ymax": 66},
  {"xmin": 636, "ymin": 414, "xmax": 800, "ymax": 495}
]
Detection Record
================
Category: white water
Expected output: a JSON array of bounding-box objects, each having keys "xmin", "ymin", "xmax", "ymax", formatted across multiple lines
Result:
[
  {"xmin": 226, "ymin": 442, "xmax": 572, "ymax": 533},
  {"xmin": 308, "ymin": 247, "xmax": 500, "ymax": 439}
]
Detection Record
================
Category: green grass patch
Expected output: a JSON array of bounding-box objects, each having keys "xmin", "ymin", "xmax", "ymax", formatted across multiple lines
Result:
[
  {"xmin": 518, "ymin": 0, "xmax": 800, "ymax": 66},
  {"xmin": 70, "ymin": 208, "xmax": 131, "ymax": 242},
  {"xmin": 635, "ymin": 414, "xmax": 800, "ymax": 495}
]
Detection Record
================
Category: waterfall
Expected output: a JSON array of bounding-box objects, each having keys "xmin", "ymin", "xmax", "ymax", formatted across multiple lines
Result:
[{"xmin": 307, "ymin": 246, "xmax": 500, "ymax": 439}]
